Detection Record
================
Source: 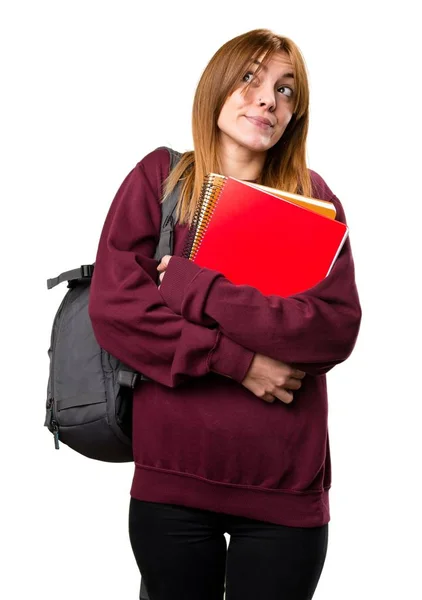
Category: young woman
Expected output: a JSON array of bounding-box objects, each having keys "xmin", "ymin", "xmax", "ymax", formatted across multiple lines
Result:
[{"xmin": 89, "ymin": 28, "xmax": 361, "ymax": 600}]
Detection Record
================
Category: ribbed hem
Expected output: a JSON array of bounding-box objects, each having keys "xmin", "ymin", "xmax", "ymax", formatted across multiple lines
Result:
[
  {"xmin": 130, "ymin": 464, "xmax": 330, "ymax": 528},
  {"xmin": 159, "ymin": 256, "xmax": 221, "ymax": 325},
  {"xmin": 209, "ymin": 332, "xmax": 254, "ymax": 383},
  {"xmin": 159, "ymin": 256, "xmax": 203, "ymax": 315}
]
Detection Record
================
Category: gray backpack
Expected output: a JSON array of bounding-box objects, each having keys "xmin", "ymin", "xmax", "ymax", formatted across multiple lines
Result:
[{"xmin": 44, "ymin": 147, "xmax": 182, "ymax": 463}]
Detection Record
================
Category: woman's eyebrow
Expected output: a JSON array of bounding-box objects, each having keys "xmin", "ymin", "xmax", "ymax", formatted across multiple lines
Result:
[{"xmin": 252, "ymin": 59, "xmax": 294, "ymax": 79}]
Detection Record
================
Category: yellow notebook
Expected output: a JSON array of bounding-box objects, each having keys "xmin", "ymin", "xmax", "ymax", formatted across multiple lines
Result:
[{"xmin": 237, "ymin": 179, "xmax": 336, "ymax": 220}]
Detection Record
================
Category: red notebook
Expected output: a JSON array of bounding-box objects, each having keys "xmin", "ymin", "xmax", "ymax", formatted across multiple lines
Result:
[{"xmin": 182, "ymin": 174, "xmax": 348, "ymax": 297}]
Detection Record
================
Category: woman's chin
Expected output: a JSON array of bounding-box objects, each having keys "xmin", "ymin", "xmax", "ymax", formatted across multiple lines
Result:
[
  {"xmin": 243, "ymin": 141, "xmax": 273, "ymax": 154},
  {"xmin": 232, "ymin": 135, "xmax": 273, "ymax": 153}
]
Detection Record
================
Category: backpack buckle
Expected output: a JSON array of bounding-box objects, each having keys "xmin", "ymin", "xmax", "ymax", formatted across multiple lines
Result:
[
  {"xmin": 81, "ymin": 264, "xmax": 94, "ymax": 278},
  {"xmin": 118, "ymin": 369, "xmax": 139, "ymax": 389}
]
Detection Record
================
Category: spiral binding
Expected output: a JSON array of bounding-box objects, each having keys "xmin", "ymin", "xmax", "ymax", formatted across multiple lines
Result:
[{"xmin": 181, "ymin": 174, "xmax": 227, "ymax": 260}]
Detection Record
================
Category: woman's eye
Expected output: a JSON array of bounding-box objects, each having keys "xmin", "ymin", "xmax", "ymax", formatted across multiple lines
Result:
[
  {"xmin": 242, "ymin": 72, "xmax": 254, "ymax": 83},
  {"xmin": 278, "ymin": 85, "xmax": 293, "ymax": 97}
]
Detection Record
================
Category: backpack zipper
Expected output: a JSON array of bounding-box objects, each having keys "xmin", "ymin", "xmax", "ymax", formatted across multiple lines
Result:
[
  {"xmin": 51, "ymin": 419, "xmax": 60, "ymax": 449},
  {"xmin": 45, "ymin": 398, "xmax": 60, "ymax": 449}
]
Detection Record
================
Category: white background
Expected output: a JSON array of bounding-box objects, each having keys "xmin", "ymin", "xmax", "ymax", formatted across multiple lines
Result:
[{"xmin": 1, "ymin": 1, "xmax": 421, "ymax": 598}]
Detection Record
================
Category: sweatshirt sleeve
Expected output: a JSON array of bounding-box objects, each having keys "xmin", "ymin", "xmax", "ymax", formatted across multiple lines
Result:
[
  {"xmin": 159, "ymin": 180, "xmax": 361, "ymax": 377},
  {"xmin": 88, "ymin": 149, "xmax": 254, "ymax": 388}
]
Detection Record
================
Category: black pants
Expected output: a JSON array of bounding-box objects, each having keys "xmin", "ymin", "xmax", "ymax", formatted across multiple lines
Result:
[{"xmin": 129, "ymin": 498, "xmax": 329, "ymax": 600}]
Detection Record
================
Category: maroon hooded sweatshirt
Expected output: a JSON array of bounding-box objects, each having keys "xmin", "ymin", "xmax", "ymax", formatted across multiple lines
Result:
[{"xmin": 88, "ymin": 147, "xmax": 361, "ymax": 527}]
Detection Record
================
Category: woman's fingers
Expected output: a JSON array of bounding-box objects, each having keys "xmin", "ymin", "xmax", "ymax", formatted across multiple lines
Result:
[
  {"xmin": 274, "ymin": 389, "xmax": 294, "ymax": 404},
  {"xmin": 157, "ymin": 255, "xmax": 172, "ymax": 272},
  {"xmin": 262, "ymin": 393, "xmax": 276, "ymax": 404},
  {"xmin": 285, "ymin": 377, "xmax": 304, "ymax": 391}
]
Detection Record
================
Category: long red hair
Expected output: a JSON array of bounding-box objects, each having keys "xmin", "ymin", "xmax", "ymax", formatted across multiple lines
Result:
[{"xmin": 163, "ymin": 28, "xmax": 312, "ymax": 226}]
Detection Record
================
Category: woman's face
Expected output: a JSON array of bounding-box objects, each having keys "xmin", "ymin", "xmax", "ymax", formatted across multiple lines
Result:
[{"xmin": 217, "ymin": 51, "xmax": 295, "ymax": 155}]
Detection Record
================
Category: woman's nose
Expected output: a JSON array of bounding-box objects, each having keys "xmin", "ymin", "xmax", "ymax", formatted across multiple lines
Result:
[{"xmin": 255, "ymin": 87, "xmax": 276, "ymax": 111}]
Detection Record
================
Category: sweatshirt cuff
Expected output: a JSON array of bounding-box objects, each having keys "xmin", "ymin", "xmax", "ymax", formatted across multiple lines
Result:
[
  {"xmin": 159, "ymin": 256, "xmax": 221, "ymax": 325},
  {"xmin": 208, "ymin": 332, "xmax": 255, "ymax": 383}
]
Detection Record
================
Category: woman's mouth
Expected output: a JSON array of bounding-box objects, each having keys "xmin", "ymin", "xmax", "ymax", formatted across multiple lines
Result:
[{"xmin": 245, "ymin": 116, "xmax": 274, "ymax": 129}]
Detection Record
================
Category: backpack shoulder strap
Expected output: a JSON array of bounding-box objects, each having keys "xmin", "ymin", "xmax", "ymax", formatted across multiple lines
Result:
[
  {"xmin": 161, "ymin": 147, "xmax": 183, "ymax": 223},
  {"xmin": 154, "ymin": 147, "xmax": 184, "ymax": 261}
]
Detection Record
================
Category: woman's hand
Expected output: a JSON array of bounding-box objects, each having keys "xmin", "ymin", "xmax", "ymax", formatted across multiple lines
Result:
[
  {"xmin": 242, "ymin": 354, "xmax": 306, "ymax": 404},
  {"xmin": 157, "ymin": 255, "xmax": 172, "ymax": 287},
  {"xmin": 157, "ymin": 258, "xmax": 304, "ymax": 403}
]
